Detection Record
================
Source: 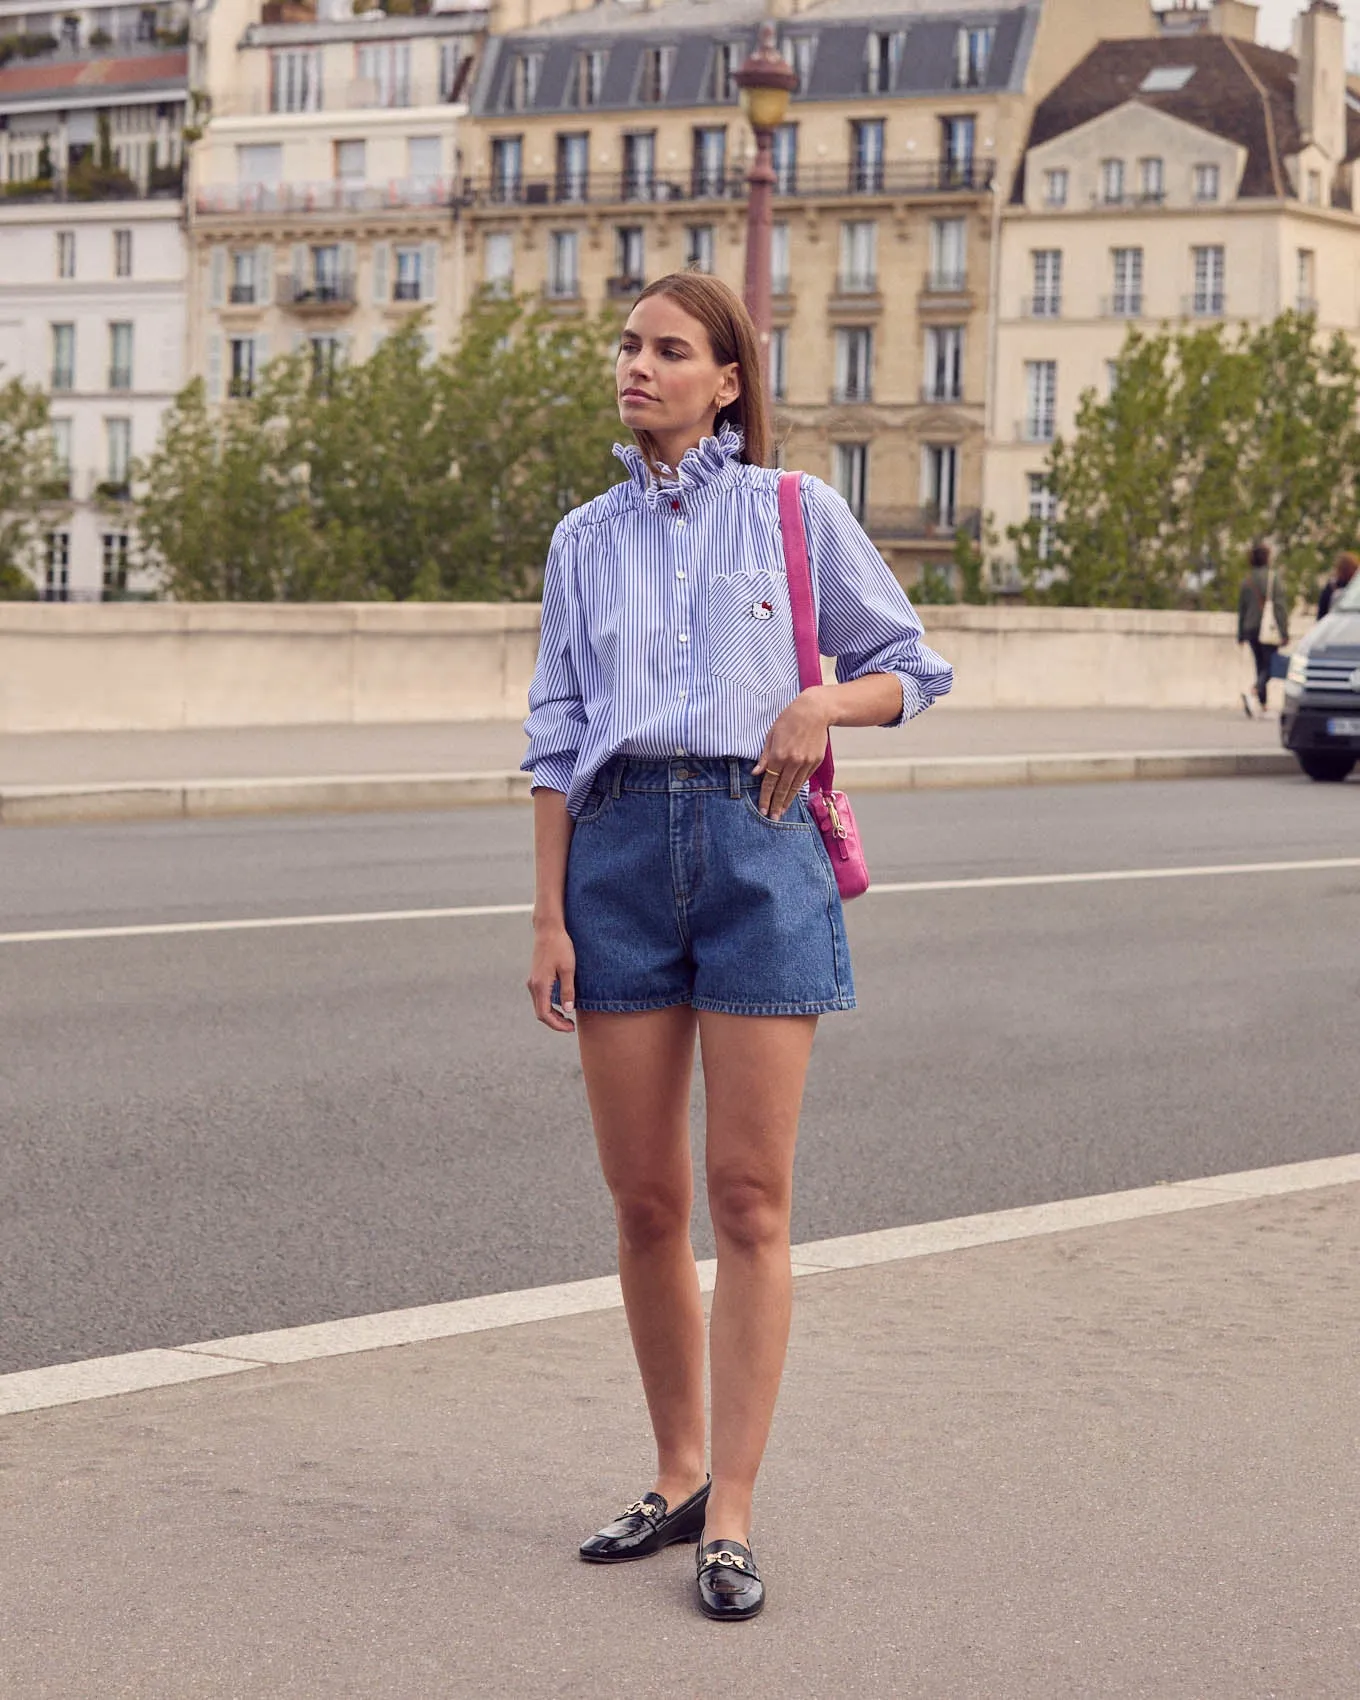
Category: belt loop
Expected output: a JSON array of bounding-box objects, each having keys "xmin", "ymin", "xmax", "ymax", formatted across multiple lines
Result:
[
  {"xmin": 728, "ymin": 758, "xmax": 741, "ymax": 800},
  {"xmin": 611, "ymin": 761, "xmax": 624, "ymax": 799}
]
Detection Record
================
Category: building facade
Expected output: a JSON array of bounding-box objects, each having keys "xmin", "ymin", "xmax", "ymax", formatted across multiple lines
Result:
[
  {"xmin": 0, "ymin": 0, "xmax": 189, "ymax": 598},
  {"xmin": 185, "ymin": 0, "xmax": 491, "ymax": 401},
  {"xmin": 462, "ymin": 0, "xmax": 1153, "ymax": 585},
  {"xmin": 987, "ymin": 0, "xmax": 1360, "ymax": 564}
]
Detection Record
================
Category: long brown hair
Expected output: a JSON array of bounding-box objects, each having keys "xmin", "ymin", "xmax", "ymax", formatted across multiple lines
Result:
[{"xmin": 627, "ymin": 273, "xmax": 771, "ymax": 471}]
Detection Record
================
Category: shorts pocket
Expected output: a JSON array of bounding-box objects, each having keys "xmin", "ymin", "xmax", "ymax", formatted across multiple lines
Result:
[
  {"xmin": 707, "ymin": 570, "xmax": 799, "ymax": 696},
  {"xmin": 573, "ymin": 785, "xmax": 615, "ymax": 825},
  {"xmin": 740, "ymin": 791, "xmax": 816, "ymax": 833}
]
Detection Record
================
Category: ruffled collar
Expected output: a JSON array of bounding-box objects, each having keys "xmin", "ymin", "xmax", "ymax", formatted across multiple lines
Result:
[{"xmin": 613, "ymin": 423, "xmax": 745, "ymax": 506}]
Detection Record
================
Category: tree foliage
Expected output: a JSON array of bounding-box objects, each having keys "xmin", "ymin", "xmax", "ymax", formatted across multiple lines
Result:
[
  {"xmin": 0, "ymin": 371, "xmax": 60, "ymax": 599},
  {"xmin": 1010, "ymin": 313, "xmax": 1360, "ymax": 609},
  {"xmin": 133, "ymin": 296, "xmax": 626, "ymax": 601}
]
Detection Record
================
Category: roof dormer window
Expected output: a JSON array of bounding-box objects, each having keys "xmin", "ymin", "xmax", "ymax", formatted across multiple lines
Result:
[
  {"xmin": 709, "ymin": 41, "xmax": 739, "ymax": 103},
  {"xmin": 638, "ymin": 45, "xmax": 675, "ymax": 105},
  {"xmin": 954, "ymin": 26, "xmax": 995, "ymax": 89},
  {"xmin": 865, "ymin": 31, "xmax": 903, "ymax": 96},
  {"xmin": 508, "ymin": 52, "xmax": 543, "ymax": 113},
  {"xmin": 786, "ymin": 34, "xmax": 817, "ymax": 95},
  {"xmin": 572, "ymin": 48, "xmax": 607, "ymax": 109}
]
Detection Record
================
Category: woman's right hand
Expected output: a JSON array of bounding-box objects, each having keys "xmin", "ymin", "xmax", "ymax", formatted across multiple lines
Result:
[{"xmin": 528, "ymin": 924, "xmax": 577, "ymax": 1033}]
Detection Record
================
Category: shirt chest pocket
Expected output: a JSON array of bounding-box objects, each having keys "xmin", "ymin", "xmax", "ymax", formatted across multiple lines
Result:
[{"xmin": 706, "ymin": 569, "xmax": 800, "ymax": 697}]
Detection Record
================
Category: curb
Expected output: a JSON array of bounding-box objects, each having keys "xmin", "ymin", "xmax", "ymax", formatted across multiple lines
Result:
[{"xmin": 0, "ymin": 749, "xmax": 1299, "ymax": 827}]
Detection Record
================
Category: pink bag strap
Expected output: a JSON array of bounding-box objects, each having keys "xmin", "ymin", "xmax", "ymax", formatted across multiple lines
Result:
[{"xmin": 777, "ymin": 471, "xmax": 835, "ymax": 797}]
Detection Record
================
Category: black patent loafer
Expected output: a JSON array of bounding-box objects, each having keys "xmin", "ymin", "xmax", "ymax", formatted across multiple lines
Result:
[
  {"xmin": 578, "ymin": 1478, "xmax": 710, "ymax": 1563},
  {"xmin": 696, "ymin": 1537, "xmax": 764, "ymax": 1621}
]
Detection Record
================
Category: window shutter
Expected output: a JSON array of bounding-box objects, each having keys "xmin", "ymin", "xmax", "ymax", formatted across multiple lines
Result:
[
  {"xmin": 291, "ymin": 244, "xmax": 307, "ymax": 288},
  {"xmin": 421, "ymin": 241, "xmax": 439, "ymax": 301},
  {"xmin": 209, "ymin": 245, "xmax": 226, "ymax": 308},
  {"xmin": 339, "ymin": 242, "xmax": 357, "ymax": 290},
  {"xmin": 207, "ymin": 333, "xmax": 223, "ymax": 403},
  {"xmin": 257, "ymin": 244, "xmax": 274, "ymax": 305},
  {"xmin": 254, "ymin": 332, "xmax": 269, "ymax": 373},
  {"xmin": 372, "ymin": 241, "xmax": 390, "ymax": 304}
]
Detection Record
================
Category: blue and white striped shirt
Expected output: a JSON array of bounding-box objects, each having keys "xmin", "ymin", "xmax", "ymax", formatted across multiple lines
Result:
[{"xmin": 522, "ymin": 426, "xmax": 954, "ymax": 817}]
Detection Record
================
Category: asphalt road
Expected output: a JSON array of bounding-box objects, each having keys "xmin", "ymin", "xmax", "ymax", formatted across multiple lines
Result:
[{"xmin": 3, "ymin": 776, "xmax": 1357, "ymax": 1376}]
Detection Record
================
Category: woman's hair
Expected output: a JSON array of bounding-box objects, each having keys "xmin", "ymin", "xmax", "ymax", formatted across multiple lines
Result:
[
  {"xmin": 1334, "ymin": 550, "xmax": 1359, "ymax": 578},
  {"xmin": 1250, "ymin": 542, "xmax": 1271, "ymax": 569},
  {"xmin": 628, "ymin": 273, "xmax": 771, "ymax": 471}
]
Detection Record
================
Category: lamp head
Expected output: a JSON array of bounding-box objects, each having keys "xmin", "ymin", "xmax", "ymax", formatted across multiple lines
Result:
[{"xmin": 734, "ymin": 20, "xmax": 797, "ymax": 134}]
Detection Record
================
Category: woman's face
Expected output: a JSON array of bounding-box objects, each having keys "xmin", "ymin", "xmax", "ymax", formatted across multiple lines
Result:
[{"xmin": 616, "ymin": 294, "xmax": 741, "ymax": 449}]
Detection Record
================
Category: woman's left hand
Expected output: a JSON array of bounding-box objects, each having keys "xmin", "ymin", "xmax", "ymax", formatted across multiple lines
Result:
[{"xmin": 753, "ymin": 688, "xmax": 831, "ymax": 818}]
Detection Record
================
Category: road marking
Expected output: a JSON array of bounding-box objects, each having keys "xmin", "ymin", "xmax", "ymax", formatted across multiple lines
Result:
[
  {"xmin": 2, "ymin": 856, "xmax": 1358, "ymax": 947},
  {"xmin": 2, "ymin": 1152, "xmax": 1357, "ymax": 1417}
]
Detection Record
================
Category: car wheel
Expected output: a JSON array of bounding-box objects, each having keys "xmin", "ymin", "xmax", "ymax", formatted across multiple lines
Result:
[{"xmin": 1295, "ymin": 751, "xmax": 1357, "ymax": 783}]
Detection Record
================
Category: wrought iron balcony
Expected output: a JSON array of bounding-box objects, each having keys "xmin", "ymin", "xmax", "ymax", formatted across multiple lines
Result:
[
  {"xmin": 866, "ymin": 506, "xmax": 981, "ymax": 542},
  {"xmin": 277, "ymin": 274, "xmax": 357, "ymax": 309}
]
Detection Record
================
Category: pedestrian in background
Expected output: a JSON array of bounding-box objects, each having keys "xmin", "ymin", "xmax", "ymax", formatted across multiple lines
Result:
[
  {"xmin": 1237, "ymin": 542, "xmax": 1290, "ymax": 718},
  {"xmin": 522, "ymin": 273, "xmax": 952, "ymax": 1622},
  {"xmin": 1317, "ymin": 551, "xmax": 1358, "ymax": 620}
]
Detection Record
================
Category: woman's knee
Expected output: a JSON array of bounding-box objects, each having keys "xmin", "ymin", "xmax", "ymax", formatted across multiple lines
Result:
[
  {"xmin": 611, "ymin": 1183, "xmax": 692, "ymax": 1252},
  {"xmin": 708, "ymin": 1170, "xmax": 791, "ymax": 1252}
]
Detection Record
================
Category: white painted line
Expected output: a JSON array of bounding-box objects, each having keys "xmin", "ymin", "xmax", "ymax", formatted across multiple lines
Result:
[
  {"xmin": 3, "ymin": 857, "xmax": 1359, "ymax": 948},
  {"xmin": 2, "ymin": 1153, "xmax": 1357, "ymax": 1419}
]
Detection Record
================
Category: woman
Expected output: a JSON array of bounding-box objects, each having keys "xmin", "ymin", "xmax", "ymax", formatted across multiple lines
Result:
[
  {"xmin": 522, "ymin": 274, "xmax": 952, "ymax": 1622},
  {"xmin": 1237, "ymin": 541, "xmax": 1290, "ymax": 718}
]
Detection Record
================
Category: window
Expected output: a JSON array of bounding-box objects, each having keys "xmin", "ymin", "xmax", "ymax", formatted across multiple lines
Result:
[
  {"xmin": 484, "ymin": 231, "xmax": 514, "ymax": 294},
  {"xmin": 772, "ymin": 124, "xmax": 797, "ymax": 194},
  {"xmin": 638, "ymin": 46, "xmax": 674, "ymax": 104},
  {"xmin": 108, "ymin": 322, "xmax": 133, "ymax": 390},
  {"xmin": 270, "ymin": 48, "xmax": 321, "ymax": 114},
  {"xmin": 335, "ymin": 139, "xmax": 366, "ymax": 183},
  {"xmin": 1043, "ymin": 169, "xmax": 1069, "ymax": 209},
  {"xmin": 113, "ymin": 229, "xmax": 133, "ymax": 278},
  {"xmin": 692, "ymin": 127, "xmax": 727, "ymax": 197},
  {"xmin": 772, "ymin": 222, "xmax": 790, "ymax": 295},
  {"xmin": 309, "ymin": 245, "xmax": 344, "ymax": 300},
  {"xmin": 136, "ymin": 6, "xmax": 157, "ymax": 41},
  {"xmin": 709, "ymin": 41, "xmax": 739, "ymax": 103},
  {"xmin": 925, "ymin": 326, "xmax": 964, "ymax": 402},
  {"xmin": 923, "ymin": 444, "xmax": 959, "ymax": 527},
  {"xmin": 623, "ymin": 131, "xmax": 656, "ymax": 200},
  {"xmin": 616, "ymin": 226, "xmax": 645, "ymax": 287},
  {"xmin": 556, "ymin": 133, "xmax": 589, "ymax": 201},
  {"xmin": 230, "ymin": 249, "xmax": 257, "ymax": 305},
  {"xmin": 1297, "ymin": 248, "xmax": 1317, "ymax": 313},
  {"xmin": 1139, "ymin": 157, "xmax": 1164, "ymax": 202},
  {"xmin": 834, "ymin": 327, "xmax": 873, "ymax": 403},
  {"xmin": 851, "ymin": 119, "xmax": 884, "ymax": 193},
  {"xmin": 491, "ymin": 136, "xmax": 523, "ymax": 202},
  {"xmin": 571, "ymin": 49, "xmax": 607, "ymax": 108},
  {"xmin": 547, "ymin": 231, "xmax": 579, "ymax": 298},
  {"xmin": 102, "ymin": 531, "xmax": 131, "ymax": 596},
  {"xmin": 929, "ymin": 218, "xmax": 966, "ymax": 291},
  {"xmin": 51, "ymin": 323, "xmax": 75, "ymax": 391},
  {"xmin": 1192, "ymin": 245, "xmax": 1225, "ymax": 315},
  {"xmin": 57, "ymin": 231, "xmax": 75, "ymax": 279},
  {"xmin": 788, "ymin": 34, "xmax": 817, "ymax": 95},
  {"xmin": 439, "ymin": 41, "xmax": 468, "ymax": 101},
  {"xmin": 105, "ymin": 417, "xmax": 131, "ymax": 489},
  {"xmin": 833, "ymin": 443, "xmax": 868, "ymax": 522},
  {"xmin": 1027, "ymin": 474, "xmax": 1056, "ymax": 560},
  {"xmin": 1024, "ymin": 360, "xmax": 1057, "ymax": 442},
  {"xmin": 50, "ymin": 419, "xmax": 72, "ymax": 493},
  {"xmin": 407, "ymin": 137, "xmax": 440, "ymax": 185},
  {"xmin": 770, "ymin": 327, "xmax": 788, "ymax": 403},
  {"xmin": 1106, "ymin": 360, "xmax": 1121, "ymax": 397},
  {"xmin": 360, "ymin": 42, "xmax": 412, "ymax": 110},
  {"xmin": 865, "ymin": 31, "xmax": 903, "ymax": 94},
  {"xmin": 394, "ymin": 246, "xmax": 423, "ymax": 302},
  {"xmin": 839, "ymin": 221, "xmax": 877, "ymax": 293},
  {"xmin": 954, "ymin": 26, "xmax": 995, "ymax": 89},
  {"xmin": 309, "ymin": 335, "xmax": 343, "ymax": 390},
  {"xmin": 684, "ymin": 224, "xmax": 715, "ymax": 273},
  {"xmin": 228, "ymin": 336, "xmax": 256, "ymax": 399},
  {"xmin": 508, "ymin": 51, "xmax": 542, "ymax": 111},
  {"xmin": 1112, "ymin": 248, "xmax": 1143, "ymax": 316},
  {"xmin": 1031, "ymin": 250, "xmax": 1062, "ymax": 317},
  {"xmin": 1193, "ymin": 163, "xmax": 1221, "ymax": 203},
  {"xmin": 237, "ymin": 144, "xmax": 283, "ymax": 188},
  {"xmin": 45, "ymin": 532, "xmax": 71, "ymax": 602},
  {"xmin": 1307, "ymin": 169, "xmax": 1322, "ymax": 206},
  {"xmin": 1141, "ymin": 65, "xmax": 1195, "ymax": 93},
  {"xmin": 941, "ymin": 116, "xmax": 976, "ymax": 185},
  {"xmin": 1101, "ymin": 159, "xmax": 1125, "ymax": 204}
]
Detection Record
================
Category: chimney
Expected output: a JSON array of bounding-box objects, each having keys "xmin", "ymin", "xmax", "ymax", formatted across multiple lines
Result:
[
  {"xmin": 1208, "ymin": 1, "xmax": 1258, "ymax": 42},
  {"xmin": 1297, "ymin": 0, "xmax": 1347, "ymax": 165}
]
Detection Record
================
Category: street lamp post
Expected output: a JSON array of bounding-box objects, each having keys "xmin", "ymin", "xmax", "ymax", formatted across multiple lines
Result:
[{"xmin": 734, "ymin": 21, "xmax": 797, "ymax": 390}]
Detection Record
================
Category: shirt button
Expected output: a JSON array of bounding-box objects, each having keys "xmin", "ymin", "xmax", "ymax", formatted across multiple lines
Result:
[
  {"xmin": 678, "ymin": 633, "xmax": 689, "ymax": 643},
  {"xmin": 676, "ymin": 570, "xmax": 686, "ymax": 580},
  {"xmin": 675, "ymin": 746, "xmax": 686, "ymax": 757}
]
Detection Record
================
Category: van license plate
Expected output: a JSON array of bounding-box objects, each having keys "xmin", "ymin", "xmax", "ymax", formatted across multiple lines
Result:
[{"xmin": 1326, "ymin": 717, "xmax": 1360, "ymax": 736}]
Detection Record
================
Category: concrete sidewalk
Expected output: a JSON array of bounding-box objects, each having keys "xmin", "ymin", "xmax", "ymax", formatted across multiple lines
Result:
[
  {"xmin": 0, "ymin": 710, "xmax": 1300, "ymax": 825},
  {"xmin": 5, "ymin": 1173, "xmax": 1355, "ymax": 1698}
]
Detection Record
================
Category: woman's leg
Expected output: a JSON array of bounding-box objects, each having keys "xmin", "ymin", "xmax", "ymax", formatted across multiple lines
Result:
[
  {"xmin": 698, "ymin": 1010, "xmax": 819, "ymax": 1542},
  {"xmin": 576, "ymin": 1004, "xmax": 708, "ymax": 1507}
]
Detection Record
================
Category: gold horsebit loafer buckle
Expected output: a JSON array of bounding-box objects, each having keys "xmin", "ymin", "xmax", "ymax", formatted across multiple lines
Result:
[
  {"xmin": 703, "ymin": 1549, "xmax": 752, "ymax": 1572},
  {"xmin": 624, "ymin": 1499, "xmax": 663, "ymax": 1522}
]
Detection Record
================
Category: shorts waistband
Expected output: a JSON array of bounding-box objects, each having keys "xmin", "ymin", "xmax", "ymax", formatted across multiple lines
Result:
[{"xmin": 601, "ymin": 756, "xmax": 760, "ymax": 797}]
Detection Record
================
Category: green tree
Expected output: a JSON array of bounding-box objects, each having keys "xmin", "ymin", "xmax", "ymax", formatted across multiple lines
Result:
[{"xmin": 0, "ymin": 372, "xmax": 61, "ymax": 598}]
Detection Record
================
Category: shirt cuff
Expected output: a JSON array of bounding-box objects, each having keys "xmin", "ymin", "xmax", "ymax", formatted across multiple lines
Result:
[{"xmin": 528, "ymin": 752, "xmax": 577, "ymax": 796}]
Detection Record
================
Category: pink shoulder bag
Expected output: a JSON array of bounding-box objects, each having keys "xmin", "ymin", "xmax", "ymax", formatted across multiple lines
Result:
[{"xmin": 777, "ymin": 471, "xmax": 871, "ymax": 901}]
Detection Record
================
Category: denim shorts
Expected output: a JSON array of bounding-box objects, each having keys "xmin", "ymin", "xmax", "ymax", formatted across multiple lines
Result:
[{"xmin": 563, "ymin": 756, "xmax": 855, "ymax": 1017}]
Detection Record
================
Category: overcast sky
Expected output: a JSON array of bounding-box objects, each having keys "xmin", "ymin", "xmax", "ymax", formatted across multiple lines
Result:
[{"xmin": 1245, "ymin": 0, "xmax": 1358, "ymax": 57}]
